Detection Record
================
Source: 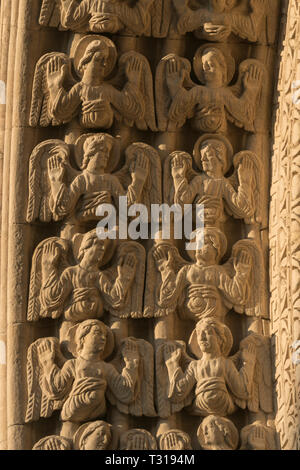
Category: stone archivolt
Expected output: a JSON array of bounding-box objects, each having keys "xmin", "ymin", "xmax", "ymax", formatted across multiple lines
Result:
[{"xmin": 1, "ymin": 0, "xmax": 292, "ymax": 451}]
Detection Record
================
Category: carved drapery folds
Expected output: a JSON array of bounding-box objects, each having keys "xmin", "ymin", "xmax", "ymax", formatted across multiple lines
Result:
[{"xmin": 1, "ymin": 0, "xmax": 298, "ymax": 451}]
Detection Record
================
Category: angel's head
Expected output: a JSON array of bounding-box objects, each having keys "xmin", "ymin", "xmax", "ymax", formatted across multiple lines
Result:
[
  {"xmin": 200, "ymin": 139, "xmax": 227, "ymax": 176},
  {"xmin": 75, "ymin": 319, "xmax": 108, "ymax": 358},
  {"xmin": 197, "ymin": 415, "xmax": 238, "ymax": 450},
  {"xmin": 78, "ymin": 230, "xmax": 106, "ymax": 267},
  {"xmin": 78, "ymin": 39, "xmax": 111, "ymax": 78},
  {"xmin": 159, "ymin": 430, "xmax": 192, "ymax": 450},
  {"xmin": 199, "ymin": 47, "xmax": 227, "ymax": 87},
  {"xmin": 76, "ymin": 421, "xmax": 112, "ymax": 450},
  {"xmin": 82, "ymin": 134, "xmax": 115, "ymax": 172},
  {"xmin": 120, "ymin": 429, "xmax": 157, "ymax": 450},
  {"xmin": 193, "ymin": 227, "xmax": 227, "ymax": 266},
  {"xmin": 194, "ymin": 318, "xmax": 232, "ymax": 357}
]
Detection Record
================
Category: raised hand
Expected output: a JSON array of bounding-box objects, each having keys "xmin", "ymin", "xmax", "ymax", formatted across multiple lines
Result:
[
  {"xmin": 171, "ymin": 153, "xmax": 187, "ymax": 179},
  {"xmin": 47, "ymin": 153, "xmax": 65, "ymax": 184},
  {"xmin": 164, "ymin": 342, "xmax": 181, "ymax": 364},
  {"xmin": 38, "ymin": 339, "xmax": 56, "ymax": 367},
  {"xmin": 165, "ymin": 432, "xmax": 183, "ymax": 450},
  {"xmin": 241, "ymin": 341, "xmax": 256, "ymax": 365},
  {"xmin": 166, "ymin": 57, "xmax": 185, "ymax": 97},
  {"xmin": 122, "ymin": 339, "xmax": 140, "ymax": 368},
  {"xmin": 126, "ymin": 56, "xmax": 142, "ymax": 86},
  {"xmin": 234, "ymin": 249, "xmax": 252, "ymax": 276},
  {"xmin": 42, "ymin": 241, "xmax": 61, "ymax": 267},
  {"xmin": 153, "ymin": 246, "xmax": 174, "ymax": 273},
  {"xmin": 248, "ymin": 425, "xmax": 266, "ymax": 450},
  {"xmin": 118, "ymin": 253, "xmax": 137, "ymax": 282},
  {"xmin": 47, "ymin": 57, "xmax": 67, "ymax": 90},
  {"xmin": 131, "ymin": 153, "xmax": 149, "ymax": 183},
  {"xmin": 243, "ymin": 64, "xmax": 263, "ymax": 94},
  {"xmin": 238, "ymin": 155, "xmax": 254, "ymax": 186},
  {"xmin": 126, "ymin": 433, "xmax": 146, "ymax": 450}
]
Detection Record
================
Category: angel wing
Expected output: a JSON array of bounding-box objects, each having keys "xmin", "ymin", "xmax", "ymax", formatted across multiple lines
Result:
[
  {"xmin": 227, "ymin": 59, "xmax": 266, "ymax": 132},
  {"xmin": 30, "ymin": 52, "xmax": 76, "ymax": 127},
  {"xmin": 27, "ymin": 140, "xmax": 78, "ymax": 223},
  {"xmin": 115, "ymin": 142, "xmax": 162, "ymax": 211},
  {"xmin": 226, "ymin": 150, "xmax": 262, "ymax": 225},
  {"xmin": 27, "ymin": 237, "xmax": 70, "ymax": 322},
  {"xmin": 143, "ymin": 241, "xmax": 188, "ymax": 318},
  {"xmin": 163, "ymin": 151, "xmax": 198, "ymax": 206},
  {"xmin": 39, "ymin": 0, "xmax": 63, "ymax": 28},
  {"xmin": 107, "ymin": 338, "xmax": 156, "ymax": 417},
  {"xmin": 155, "ymin": 340, "xmax": 193, "ymax": 418},
  {"xmin": 239, "ymin": 333, "xmax": 273, "ymax": 414},
  {"xmin": 221, "ymin": 239, "xmax": 267, "ymax": 318},
  {"xmin": 102, "ymin": 241, "xmax": 146, "ymax": 319},
  {"xmin": 155, "ymin": 54, "xmax": 196, "ymax": 131},
  {"xmin": 25, "ymin": 337, "xmax": 67, "ymax": 423}
]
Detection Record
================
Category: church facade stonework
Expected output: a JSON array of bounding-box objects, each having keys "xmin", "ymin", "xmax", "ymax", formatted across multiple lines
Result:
[{"xmin": 0, "ymin": 0, "xmax": 299, "ymax": 450}]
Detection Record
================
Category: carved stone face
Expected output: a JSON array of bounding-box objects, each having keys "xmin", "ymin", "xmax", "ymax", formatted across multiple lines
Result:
[
  {"xmin": 82, "ymin": 424, "xmax": 110, "ymax": 450},
  {"xmin": 200, "ymin": 140, "xmax": 226, "ymax": 174},
  {"xmin": 195, "ymin": 235, "xmax": 218, "ymax": 265},
  {"xmin": 81, "ymin": 238, "xmax": 106, "ymax": 265},
  {"xmin": 196, "ymin": 323, "xmax": 221, "ymax": 355},
  {"xmin": 202, "ymin": 51, "xmax": 225, "ymax": 86},
  {"xmin": 202, "ymin": 419, "xmax": 225, "ymax": 446},
  {"xmin": 80, "ymin": 324, "xmax": 107, "ymax": 357},
  {"xmin": 83, "ymin": 136, "xmax": 113, "ymax": 172}
]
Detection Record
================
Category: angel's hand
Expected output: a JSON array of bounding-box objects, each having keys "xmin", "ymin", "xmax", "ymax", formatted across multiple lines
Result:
[
  {"xmin": 203, "ymin": 22, "xmax": 232, "ymax": 41},
  {"xmin": 153, "ymin": 246, "xmax": 174, "ymax": 273},
  {"xmin": 38, "ymin": 340, "xmax": 55, "ymax": 367},
  {"xmin": 42, "ymin": 242, "xmax": 61, "ymax": 267},
  {"xmin": 166, "ymin": 57, "xmax": 185, "ymax": 97},
  {"xmin": 126, "ymin": 433, "xmax": 146, "ymax": 450},
  {"xmin": 164, "ymin": 343, "xmax": 181, "ymax": 364},
  {"xmin": 171, "ymin": 153, "xmax": 187, "ymax": 179},
  {"xmin": 237, "ymin": 155, "xmax": 254, "ymax": 186},
  {"xmin": 117, "ymin": 253, "xmax": 137, "ymax": 282},
  {"xmin": 82, "ymin": 99, "xmax": 107, "ymax": 114},
  {"xmin": 131, "ymin": 153, "xmax": 149, "ymax": 183},
  {"xmin": 241, "ymin": 341, "xmax": 256, "ymax": 365},
  {"xmin": 243, "ymin": 64, "xmax": 263, "ymax": 94},
  {"xmin": 122, "ymin": 340, "xmax": 140, "ymax": 368},
  {"xmin": 125, "ymin": 56, "xmax": 142, "ymax": 86},
  {"xmin": 47, "ymin": 154, "xmax": 65, "ymax": 184},
  {"xmin": 189, "ymin": 284, "xmax": 219, "ymax": 299},
  {"xmin": 234, "ymin": 249, "xmax": 252, "ymax": 276},
  {"xmin": 47, "ymin": 57, "xmax": 67, "ymax": 90},
  {"xmin": 248, "ymin": 426, "xmax": 266, "ymax": 450},
  {"xmin": 165, "ymin": 432, "xmax": 183, "ymax": 450}
]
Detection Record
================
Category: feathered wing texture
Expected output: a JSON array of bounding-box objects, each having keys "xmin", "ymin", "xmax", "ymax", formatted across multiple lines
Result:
[
  {"xmin": 116, "ymin": 51, "xmax": 157, "ymax": 131},
  {"xmin": 155, "ymin": 54, "xmax": 195, "ymax": 131},
  {"xmin": 143, "ymin": 243, "xmax": 188, "ymax": 318},
  {"xmin": 239, "ymin": 333, "xmax": 273, "ymax": 414},
  {"xmin": 227, "ymin": 59, "xmax": 265, "ymax": 132},
  {"xmin": 163, "ymin": 151, "xmax": 198, "ymax": 206},
  {"xmin": 25, "ymin": 338, "xmax": 67, "ymax": 423},
  {"xmin": 39, "ymin": 0, "xmax": 62, "ymax": 28},
  {"xmin": 155, "ymin": 341, "xmax": 193, "ymax": 418},
  {"xmin": 27, "ymin": 237, "xmax": 70, "ymax": 322},
  {"xmin": 102, "ymin": 241, "xmax": 146, "ymax": 318},
  {"xmin": 26, "ymin": 140, "xmax": 78, "ymax": 223},
  {"xmin": 30, "ymin": 52, "xmax": 75, "ymax": 127},
  {"xmin": 223, "ymin": 239, "xmax": 266, "ymax": 318},
  {"xmin": 107, "ymin": 338, "xmax": 156, "ymax": 417}
]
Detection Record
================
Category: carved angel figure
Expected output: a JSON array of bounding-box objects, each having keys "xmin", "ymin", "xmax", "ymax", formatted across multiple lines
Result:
[
  {"xmin": 159, "ymin": 429, "xmax": 192, "ymax": 450},
  {"xmin": 33, "ymin": 435, "xmax": 72, "ymax": 450},
  {"xmin": 197, "ymin": 415, "xmax": 238, "ymax": 450},
  {"xmin": 30, "ymin": 35, "xmax": 156, "ymax": 130},
  {"xmin": 39, "ymin": 0, "xmax": 154, "ymax": 35},
  {"xmin": 145, "ymin": 228, "xmax": 264, "ymax": 320},
  {"xmin": 172, "ymin": 0, "xmax": 269, "ymax": 43},
  {"xmin": 164, "ymin": 134, "xmax": 262, "ymax": 227},
  {"xmin": 156, "ymin": 45, "xmax": 264, "ymax": 132},
  {"xmin": 119, "ymin": 429, "xmax": 157, "ymax": 450},
  {"xmin": 156, "ymin": 319, "xmax": 273, "ymax": 417},
  {"xmin": 27, "ymin": 230, "xmax": 145, "ymax": 323},
  {"xmin": 25, "ymin": 320, "xmax": 156, "ymax": 432},
  {"xmin": 26, "ymin": 134, "xmax": 161, "ymax": 224},
  {"xmin": 240, "ymin": 421, "xmax": 276, "ymax": 450}
]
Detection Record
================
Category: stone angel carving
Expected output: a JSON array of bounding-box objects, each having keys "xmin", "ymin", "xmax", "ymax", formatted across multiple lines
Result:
[
  {"xmin": 172, "ymin": 0, "xmax": 271, "ymax": 43},
  {"xmin": 119, "ymin": 429, "xmax": 157, "ymax": 450},
  {"xmin": 159, "ymin": 429, "xmax": 192, "ymax": 450},
  {"xmin": 164, "ymin": 134, "xmax": 262, "ymax": 228},
  {"xmin": 25, "ymin": 320, "xmax": 156, "ymax": 431},
  {"xmin": 33, "ymin": 435, "xmax": 72, "ymax": 450},
  {"xmin": 156, "ymin": 44, "xmax": 265, "ymax": 132},
  {"xmin": 30, "ymin": 35, "xmax": 156, "ymax": 131},
  {"xmin": 39, "ymin": 0, "xmax": 154, "ymax": 36},
  {"xmin": 26, "ymin": 134, "xmax": 161, "ymax": 224},
  {"xmin": 197, "ymin": 415, "xmax": 239, "ymax": 450},
  {"xmin": 144, "ymin": 228, "xmax": 265, "ymax": 320},
  {"xmin": 156, "ymin": 318, "xmax": 272, "ymax": 418},
  {"xmin": 27, "ymin": 230, "xmax": 146, "ymax": 324}
]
